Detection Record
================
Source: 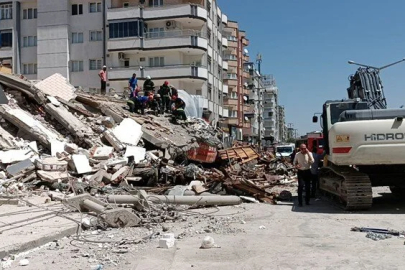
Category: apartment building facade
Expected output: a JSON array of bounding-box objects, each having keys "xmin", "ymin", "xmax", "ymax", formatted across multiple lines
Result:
[
  {"xmin": 276, "ymin": 105, "xmax": 287, "ymax": 142},
  {"xmin": 220, "ymin": 20, "xmax": 250, "ymax": 140},
  {"xmin": 261, "ymin": 74, "xmax": 279, "ymax": 145},
  {"xmin": 0, "ymin": 0, "xmax": 229, "ymax": 124}
]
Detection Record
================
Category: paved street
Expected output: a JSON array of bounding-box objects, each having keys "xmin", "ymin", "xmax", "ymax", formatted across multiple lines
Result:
[{"xmin": 4, "ymin": 186, "xmax": 405, "ymax": 270}]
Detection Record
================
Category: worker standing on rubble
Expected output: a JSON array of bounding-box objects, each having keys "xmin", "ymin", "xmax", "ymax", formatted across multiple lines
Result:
[
  {"xmin": 171, "ymin": 95, "xmax": 187, "ymax": 122},
  {"xmin": 98, "ymin": 65, "xmax": 107, "ymax": 95},
  {"xmin": 159, "ymin": 81, "xmax": 171, "ymax": 113},
  {"xmin": 143, "ymin": 76, "xmax": 155, "ymax": 96},
  {"xmin": 128, "ymin": 73, "xmax": 138, "ymax": 97},
  {"xmin": 293, "ymin": 143, "xmax": 314, "ymax": 207}
]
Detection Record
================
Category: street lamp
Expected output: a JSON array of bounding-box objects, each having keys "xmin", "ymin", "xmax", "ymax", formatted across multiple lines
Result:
[{"xmin": 348, "ymin": 58, "xmax": 405, "ymax": 71}]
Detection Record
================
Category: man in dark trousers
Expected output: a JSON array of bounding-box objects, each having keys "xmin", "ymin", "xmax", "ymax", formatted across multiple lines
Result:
[
  {"xmin": 293, "ymin": 143, "xmax": 314, "ymax": 206},
  {"xmin": 159, "ymin": 81, "xmax": 171, "ymax": 113},
  {"xmin": 143, "ymin": 75, "xmax": 155, "ymax": 96}
]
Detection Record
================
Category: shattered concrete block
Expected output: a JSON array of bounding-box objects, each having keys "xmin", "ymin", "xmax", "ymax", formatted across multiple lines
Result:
[
  {"xmin": 101, "ymin": 116, "xmax": 115, "ymax": 128},
  {"xmin": 36, "ymin": 157, "xmax": 68, "ymax": 171},
  {"xmin": 47, "ymin": 96, "xmax": 61, "ymax": 106},
  {"xmin": 111, "ymin": 166, "xmax": 129, "ymax": 184},
  {"xmin": 64, "ymin": 143, "xmax": 79, "ymax": 154},
  {"xmin": 159, "ymin": 233, "xmax": 175, "ymax": 249},
  {"xmin": 124, "ymin": 146, "xmax": 146, "ymax": 163},
  {"xmin": 0, "ymin": 149, "xmax": 35, "ymax": 164},
  {"xmin": 37, "ymin": 170, "xmax": 69, "ymax": 182},
  {"xmin": 112, "ymin": 118, "xmax": 143, "ymax": 146},
  {"xmin": 6, "ymin": 159, "xmax": 34, "ymax": 176},
  {"xmin": 51, "ymin": 140, "xmax": 66, "ymax": 157},
  {"xmin": 103, "ymin": 130, "xmax": 125, "ymax": 151},
  {"xmin": 90, "ymin": 146, "xmax": 113, "ymax": 160},
  {"xmin": 72, "ymin": 154, "xmax": 92, "ymax": 174},
  {"xmin": 106, "ymin": 158, "xmax": 127, "ymax": 167}
]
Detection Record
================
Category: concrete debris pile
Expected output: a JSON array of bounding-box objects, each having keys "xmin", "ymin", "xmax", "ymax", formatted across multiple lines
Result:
[{"xmin": 0, "ymin": 72, "xmax": 298, "ymax": 229}]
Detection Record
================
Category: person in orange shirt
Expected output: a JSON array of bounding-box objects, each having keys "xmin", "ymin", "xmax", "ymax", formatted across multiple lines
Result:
[{"xmin": 98, "ymin": 65, "xmax": 107, "ymax": 95}]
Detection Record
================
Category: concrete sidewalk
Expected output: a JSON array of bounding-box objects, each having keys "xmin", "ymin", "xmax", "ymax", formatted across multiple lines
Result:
[{"xmin": 0, "ymin": 196, "xmax": 80, "ymax": 258}]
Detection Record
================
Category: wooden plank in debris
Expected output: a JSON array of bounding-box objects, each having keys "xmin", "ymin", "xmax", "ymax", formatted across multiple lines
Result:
[{"xmin": 218, "ymin": 146, "xmax": 259, "ymax": 162}]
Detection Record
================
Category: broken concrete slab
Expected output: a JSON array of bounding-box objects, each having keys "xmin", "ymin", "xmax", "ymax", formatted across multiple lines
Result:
[
  {"xmin": 0, "ymin": 105, "xmax": 61, "ymax": 149},
  {"xmin": 44, "ymin": 103, "xmax": 93, "ymax": 139},
  {"xmin": 124, "ymin": 146, "xmax": 146, "ymax": 163},
  {"xmin": 90, "ymin": 146, "xmax": 113, "ymax": 160},
  {"xmin": 37, "ymin": 170, "xmax": 69, "ymax": 182},
  {"xmin": 0, "ymin": 149, "xmax": 36, "ymax": 164},
  {"xmin": 72, "ymin": 154, "xmax": 92, "ymax": 174},
  {"xmin": 6, "ymin": 159, "xmax": 34, "ymax": 176},
  {"xmin": 112, "ymin": 118, "xmax": 143, "ymax": 146},
  {"xmin": 51, "ymin": 140, "xmax": 66, "ymax": 157},
  {"xmin": 34, "ymin": 73, "xmax": 76, "ymax": 102},
  {"xmin": 0, "ymin": 72, "xmax": 46, "ymax": 104},
  {"xmin": 103, "ymin": 130, "xmax": 125, "ymax": 151},
  {"xmin": 35, "ymin": 157, "xmax": 68, "ymax": 171}
]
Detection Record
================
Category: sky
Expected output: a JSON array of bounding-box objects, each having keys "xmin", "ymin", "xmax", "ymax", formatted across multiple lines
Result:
[{"xmin": 217, "ymin": 0, "xmax": 405, "ymax": 136}]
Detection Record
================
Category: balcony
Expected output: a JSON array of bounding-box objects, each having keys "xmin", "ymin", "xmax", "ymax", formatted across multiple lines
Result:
[
  {"xmin": 243, "ymin": 71, "xmax": 250, "ymax": 78},
  {"xmin": 108, "ymin": 4, "xmax": 207, "ymax": 23},
  {"xmin": 222, "ymin": 14, "xmax": 228, "ymax": 25},
  {"xmin": 221, "ymin": 117, "xmax": 238, "ymax": 126},
  {"xmin": 227, "ymin": 60, "xmax": 237, "ymax": 68},
  {"xmin": 222, "ymin": 37, "xmax": 228, "ymax": 48},
  {"xmin": 108, "ymin": 64, "xmax": 208, "ymax": 81},
  {"xmin": 227, "ymin": 40, "xmax": 237, "ymax": 48},
  {"xmin": 242, "ymin": 38, "xmax": 249, "ymax": 46},
  {"xmin": 243, "ymin": 104, "xmax": 254, "ymax": 114},
  {"xmin": 224, "ymin": 79, "xmax": 237, "ymax": 87},
  {"xmin": 0, "ymin": 47, "xmax": 13, "ymax": 59},
  {"xmin": 222, "ymin": 61, "xmax": 228, "ymax": 70},
  {"xmin": 242, "ymin": 127, "xmax": 253, "ymax": 136},
  {"xmin": 223, "ymin": 98, "xmax": 238, "ymax": 110},
  {"xmin": 222, "ymin": 84, "xmax": 228, "ymax": 94},
  {"xmin": 108, "ymin": 29, "xmax": 207, "ymax": 51}
]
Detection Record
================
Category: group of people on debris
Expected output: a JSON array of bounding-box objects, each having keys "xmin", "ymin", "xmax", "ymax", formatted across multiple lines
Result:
[{"xmin": 125, "ymin": 73, "xmax": 187, "ymax": 122}]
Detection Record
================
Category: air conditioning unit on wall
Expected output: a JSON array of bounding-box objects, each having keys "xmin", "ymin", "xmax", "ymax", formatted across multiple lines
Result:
[
  {"xmin": 118, "ymin": 52, "xmax": 126, "ymax": 61},
  {"xmin": 166, "ymin": 20, "xmax": 177, "ymax": 29}
]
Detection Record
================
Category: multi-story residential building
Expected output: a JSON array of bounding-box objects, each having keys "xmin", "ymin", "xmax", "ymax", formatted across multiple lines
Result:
[
  {"xmin": 0, "ymin": 0, "xmax": 104, "ymax": 86},
  {"xmin": 107, "ymin": 0, "xmax": 228, "ymax": 123},
  {"xmin": 220, "ymin": 20, "xmax": 249, "ymax": 140},
  {"xmin": 277, "ymin": 105, "xmax": 287, "ymax": 142},
  {"xmin": 0, "ymin": 0, "xmax": 229, "ymax": 124},
  {"xmin": 261, "ymin": 74, "xmax": 279, "ymax": 145}
]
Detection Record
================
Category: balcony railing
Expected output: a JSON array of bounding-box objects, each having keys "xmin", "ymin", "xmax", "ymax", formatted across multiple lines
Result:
[
  {"xmin": 145, "ymin": 29, "xmax": 205, "ymax": 39},
  {"xmin": 108, "ymin": 3, "xmax": 207, "ymax": 21},
  {"xmin": 108, "ymin": 64, "xmax": 208, "ymax": 80},
  {"xmin": 108, "ymin": 30, "xmax": 207, "ymax": 51}
]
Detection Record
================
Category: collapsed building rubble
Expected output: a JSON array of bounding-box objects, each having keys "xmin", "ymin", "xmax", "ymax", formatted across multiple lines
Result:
[{"xmin": 0, "ymin": 72, "xmax": 298, "ymax": 231}]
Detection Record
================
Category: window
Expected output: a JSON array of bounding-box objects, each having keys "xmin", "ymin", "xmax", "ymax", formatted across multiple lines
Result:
[
  {"xmin": 89, "ymin": 31, "xmax": 102, "ymax": 41},
  {"xmin": 148, "ymin": 0, "xmax": 163, "ymax": 7},
  {"xmin": 123, "ymin": 2, "xmax": 129, "ymax": 8},
  {"xmin": 23, "ymin": 8, "xmax": 37, "ymax": 20},
  {"xmin": 227, "ymin": 36, "xmax": 237, "ymax": 41},
  {"xmin": 207, "ymin": 55, "xmax": 212, "ymax": 71},
  {"xmin": 207, "ymin": 1, "xmax": 211, "ymax": 18},
  {"xmin": 22, "ymin": 63, "xmax": 37, "ymax": 74},
  {"xmin": 0, "ymin": 31, "xmax": 12, "ymax": 47},
  {"xmin": 72, "ymin": 4, "xmax": 83, "ymax": 15},
  {"xmin": 227, "ymin": 73, "xmax": 237, "ymax": 79},
  {"xmin": 0, "ymin": 4, "xmax": 12, "ymax": 20},
  {"xmin": 89, "ymin": 59, "xmax": 102, "ymax": 70},
  {"xmin": 89, "ymin": 2, "xmax": 101, "ymax": 13},
  {"xmin": 148, "ymin": 28, "xmax": 164, "ymax": 38},
  {"xmin": 109, "ymin": 21, "xmax": 144, "ymax": 39},
  {"xmin": 72, "ymin": 32, "xmax": 83, "ymax": 43},
  {"xmin": 23, "ymin": 36, "xmax": 37, "ymax": 47},
  {"xmin": 148, "ymin": 57, "xmax": 164, "ymax": 67},
  {"xmin": 71, "ymin": 61, "xmax": 83, "ymax": 72}
]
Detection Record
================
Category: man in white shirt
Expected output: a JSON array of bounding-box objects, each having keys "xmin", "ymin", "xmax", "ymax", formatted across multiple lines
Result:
[{"xmin": 293, "ymin": 143, "xmax": 314, "ymax": 206}]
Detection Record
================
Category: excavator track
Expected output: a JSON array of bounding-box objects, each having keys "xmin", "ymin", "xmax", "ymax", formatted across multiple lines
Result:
[{"xmin": 319, "ymin": 165, "xmax": 372, "ymax": 210}]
